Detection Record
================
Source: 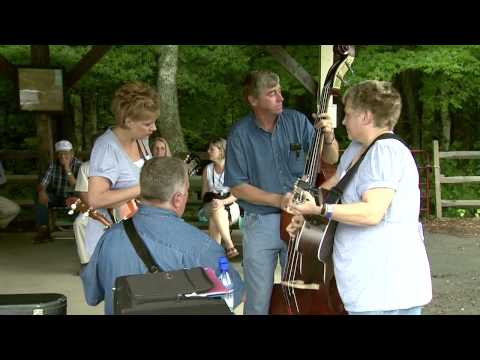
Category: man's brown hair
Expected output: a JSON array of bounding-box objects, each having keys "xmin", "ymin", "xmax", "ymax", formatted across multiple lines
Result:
[{"xmin": 243, "ymin": 70, "xmax": 280, "ymax": 103}]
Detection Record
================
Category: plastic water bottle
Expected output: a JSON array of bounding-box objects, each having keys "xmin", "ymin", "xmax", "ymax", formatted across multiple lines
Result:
[{"xmin": 218, "ymin": 256, "xmax": 234, "ymax": 312}]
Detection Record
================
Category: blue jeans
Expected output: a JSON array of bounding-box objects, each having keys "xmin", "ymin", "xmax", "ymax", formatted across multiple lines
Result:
[
  {"xmin": 34, "ymin": 192, "xmax": 68, "ymax": 226},
  {"xmin": 242, "ymin": 212, "xmax": 287, "ymax": 315},
  {"xmin": 349, "ymin": 306, "xmax": 423, "ymax": 315}
]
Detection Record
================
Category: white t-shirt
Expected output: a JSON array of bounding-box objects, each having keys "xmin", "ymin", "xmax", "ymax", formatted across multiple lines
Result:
[
  {"xmin": 333, "ymin": 138, "xmax": 432, "ymax": 312},
  {"xmin": 75, "ymin": 161, "xmax": 90, "ymax": 193},
  {"xmin": 206, "ymin": 163, "xmax": 230, "ymax": 195},
  {"xmin": 85, "ymin": 129, "xmax": 151, "ymax": 256}
]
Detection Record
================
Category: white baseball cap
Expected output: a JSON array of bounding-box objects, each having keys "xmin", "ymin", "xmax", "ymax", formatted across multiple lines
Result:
[{"xmin": 55, "ymin": 140, "xmax": 73, "ymax": 152}]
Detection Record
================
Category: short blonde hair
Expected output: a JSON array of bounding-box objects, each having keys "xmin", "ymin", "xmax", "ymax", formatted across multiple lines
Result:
[
  {"xmin": 111, "ymin": 81, "xmax": 160, "ymax": 127},
  {"xmin": 343, "ymin": 80, "xmax": 402, "ymax": 129}
]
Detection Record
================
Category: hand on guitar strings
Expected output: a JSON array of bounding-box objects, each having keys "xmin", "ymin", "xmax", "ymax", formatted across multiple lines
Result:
[
  {"xmin": 286, "ymin": 215, "xmax": 305, "ymax": 237},
  {"xmin": 286, "ymin": 191, "xmax": 323, "ymax": 217}
]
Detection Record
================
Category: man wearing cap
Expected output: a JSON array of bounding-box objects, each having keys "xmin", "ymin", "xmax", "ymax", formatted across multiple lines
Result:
[{"xmin": 34, "ymin": 140, "xmax": 82, "ymax": 243}]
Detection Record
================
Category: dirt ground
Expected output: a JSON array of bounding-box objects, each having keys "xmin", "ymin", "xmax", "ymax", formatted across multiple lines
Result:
[
  {"xmin": 422, "ymin": 218, "xmax": 480, "ymax": 315},
  {"xmin": 1, "ymin": 216, "xmax": 479, "ymax": 315}
]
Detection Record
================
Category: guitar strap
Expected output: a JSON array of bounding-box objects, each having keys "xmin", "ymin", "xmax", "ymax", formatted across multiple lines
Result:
[
  {"xmin": 123, "ymin": 217, "xmax": 162, "ymax": 273},
  {"xmin": 324, "ymin": 132, "xmax": 409, "ymax": 204},
  {"xmin": 316, "ymin": 132, "xmax": 410, "ymax": 279},
  {"xmin": 136, "ymin": 139, "xmax": 152, "ymax": 160},
  {"xmin": 319, "ymin": 133, "xmax": 410, "ymax": 310}
]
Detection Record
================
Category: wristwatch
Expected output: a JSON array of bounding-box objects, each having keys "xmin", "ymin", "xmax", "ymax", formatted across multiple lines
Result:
[
  {"xmin": 66, "ymin": 171, "xmax": 73, "ymax": 176},
  {"xmin": 321, "ymin": 203, "xmax": 334, "ymax": 220}
]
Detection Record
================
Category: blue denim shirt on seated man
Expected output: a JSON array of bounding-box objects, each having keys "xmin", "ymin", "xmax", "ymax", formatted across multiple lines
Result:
[
  {"xmin": 81, "ymin": 157, "xmax": 245, "ymax": 315},
  {"xmin": 224, "ymin": 70, "xmax": 339, "ymax": 315}
]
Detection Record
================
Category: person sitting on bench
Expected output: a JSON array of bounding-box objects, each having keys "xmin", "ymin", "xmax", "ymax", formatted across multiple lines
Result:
[
  {"xmin": 34, "ymin": 140, "xmax": 82, "ymax": 243},
  {"xmin": 198, "ymin": 138, "xmax": 241, "ymax": 259}
]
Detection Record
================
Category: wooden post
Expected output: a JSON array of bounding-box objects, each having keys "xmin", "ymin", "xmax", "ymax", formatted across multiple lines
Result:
[
  {"xmin": 319, "ymin": 45, "xmax": 337, "ymax": 128},
  {"xmin": 31, "ymin": 45, "xmax": 54, "ymax": 176},
  {"xmin": 433, "ymin": 140, "xmax": 442, "ymax": 218},
  {"xmin": 263, "ymin": 45, "xmax": 317, "ymax": 95},
  {"xmin": 0, "ymin": 53, "xmax": 17, "ymax": 82},
  {"xmin": 64, "ymin": 45, "xmax": 112, "ymax": 90}
]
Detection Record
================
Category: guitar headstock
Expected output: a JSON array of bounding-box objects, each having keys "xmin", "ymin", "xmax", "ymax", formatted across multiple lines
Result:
[
  {"xmin": 292, "ymin": 179, "xmax": 311, "ymax": 205},
  {"xmin": 292, "ymin": 178, "xmax": 323, "ymax": 206},
  {"xmin": 66, "ymin": 197, "xmax": 90, "ymax": 215},
  {"xmin": 184, "ymin": 153, "xmax": 202, "ymax": 176}
]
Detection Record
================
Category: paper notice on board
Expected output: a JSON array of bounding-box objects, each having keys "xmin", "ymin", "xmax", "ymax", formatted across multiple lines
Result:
[
  {"xmin": 20, "ymin": 89, "xmax": 40, "ymax": 106},
  {"xmin": 54, "ymin": 69, "xmax": 62, "ymax": 87}
]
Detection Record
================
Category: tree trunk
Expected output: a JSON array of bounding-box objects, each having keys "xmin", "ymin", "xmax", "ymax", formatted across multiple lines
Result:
[
  {"xmin": 58, "ymin": 97, "xmax": 76, "ymax": 152},
  {"xmin": 155, "ymin": 45, "xmax": 187, "ymax": 154},
  {"xmin": 31, "ymin": 45, "xmax": 53, "ymax": 175},
  {"xmin": 399, "ymin": 70, "xmax": 421, "ymax": 149},
  {"xmin": 440, "ymin": 95, "xmax": 451, "ymax": 151},
  {"xmin": 82, "ymin": 90, "xmax": 98, "ymax": 154}
]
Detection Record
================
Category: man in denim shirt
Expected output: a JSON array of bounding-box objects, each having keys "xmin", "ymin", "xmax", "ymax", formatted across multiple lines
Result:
[
  {"xmin": 224, "ymin": 70, "xmax": 339, "ymax": 314},
  {"xmin": 81, "ymin": 157, "xmax": 245, "ymax": 315}
]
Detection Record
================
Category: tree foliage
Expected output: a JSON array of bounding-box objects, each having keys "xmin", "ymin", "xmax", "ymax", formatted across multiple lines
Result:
[{"xmin": 0, "ymin": 45, "xmax": 479, "ymax": 217}]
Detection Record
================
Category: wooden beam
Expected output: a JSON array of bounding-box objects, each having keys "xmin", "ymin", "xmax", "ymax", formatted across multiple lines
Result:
[
  {"xmin": 0, "ymin": 53, "xmax": 16, "ymax": 83},
  {"xmin": 440, "ymin": 176, "xmax": 480, "ymax": 184},
  {"xmin": 263, "ymin": 45, "xmax": 317, "ymax": 95},
  {"xmin": 439, "ymin": 151, "xmax": 480, "ymax": 160},
  {"xmin": 64, "ymin": 45, "xmax": 112, "ymax": 90},
  {"xmin": 31, "ymin": 45, "xmax": 54, "ymax": 175},
  {"xmin": 319, "ymin": 45, "xmax": 337, "ymax": 127},
  {"xmin": 31, "ymin": 45, "xmax": 50, "ymax": 65},
  {"xmin": 0, "ymin": 150, "xmax": 39, "ymax": 160},
  {"xmin": 441, "ymin": 200, "xmax": 480, "ymax": 208},
  {"xmin": 7, "ymin": 175, "xmax": 38, "ymax": 183}
]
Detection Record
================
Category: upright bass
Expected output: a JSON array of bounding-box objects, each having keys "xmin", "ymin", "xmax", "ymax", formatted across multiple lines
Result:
[{"xmin": 270, "ymin": 45, "xmax": 355, "ymax": 315}]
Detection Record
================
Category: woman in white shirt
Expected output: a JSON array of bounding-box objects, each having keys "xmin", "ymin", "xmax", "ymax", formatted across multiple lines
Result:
[
  {"xmin": 286, "ymin": 80, "xmax": 432, "ymax": 315},
  {"xmin": 200, "ymin": 138, "xmax": 240, "ymax": 258},
  {"xmin": 85, "ymin": 81, "xmax": 157, "ymax": 255}
]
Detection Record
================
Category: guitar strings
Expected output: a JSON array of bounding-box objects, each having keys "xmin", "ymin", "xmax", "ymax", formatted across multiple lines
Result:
[{"xmin": 281, "ymin": 54, "xmax": 350, "ymax": 313}]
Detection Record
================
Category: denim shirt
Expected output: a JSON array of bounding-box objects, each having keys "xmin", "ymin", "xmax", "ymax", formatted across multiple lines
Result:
[
  {"xmin": 80, "ymin": 205, "xmax": 245, "ymax": 315},
  {"xmin": 224, "ymin": 108, "xmax": 314, "ymax": 215}
]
